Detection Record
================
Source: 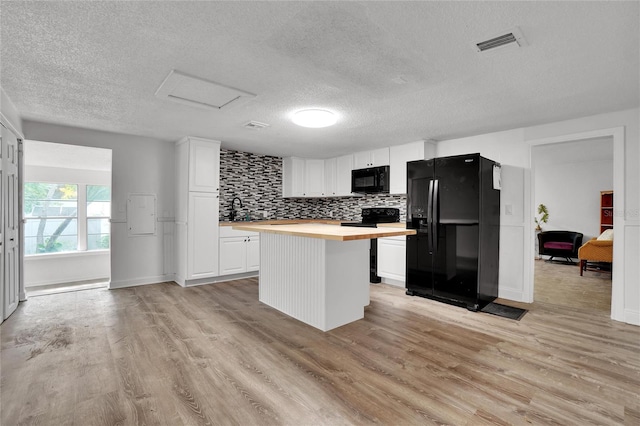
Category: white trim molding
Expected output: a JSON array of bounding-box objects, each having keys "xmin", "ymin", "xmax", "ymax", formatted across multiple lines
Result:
[
  {"xmin": 109, "ymin": 274, "xmax": 175, "ymax": 289},
  {"xmin": 528, "ymin": 126, "xmax": 626, "ymax": 323}
]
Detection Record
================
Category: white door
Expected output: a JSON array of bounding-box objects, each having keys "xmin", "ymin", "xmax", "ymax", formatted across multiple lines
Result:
[
  {"xmin": 2, "ymin": 125, "xmax": 19, "ymax": 319},
  {"xmin": 246, "ymin": 236, "xmax": 260, "ymax": 272},
  {"xmin": 219, "ymin": 237, "xmax": 247, "ymax": 275},
  {"xmin": 188, "ymin": 192, "xmax": 219, "ymax": 279},
  {"xmin": 335, "ymin": 155, "xmax": 354, "ymax": 196},
  {"xmin": 283, "ymin": 157, "xmax": 305, "ymax": 197},
  {"xmin": 188, "ymin": 139, "xmax": 220, "ymax": 193},
  {"xmin": 304, "ymin": 159, "xmax": 325, "ymax": 197},
  {"xmin": 353, "ymin": 151, "xmax": 371, "ymax": 169},
  {"xmin": 377, "ymin": 237, "xmax": 406, "ymax": 283},
  {"xmin": 0, "ymin": 128, "xmax": 4, "ymax": 320},
  {"xmin": 370, "ymin": 147, "xmax": 390, "ymax": 167},
  {"xmin": 324, "ymin": 158, "xmax": 337, "ymax": 197}
]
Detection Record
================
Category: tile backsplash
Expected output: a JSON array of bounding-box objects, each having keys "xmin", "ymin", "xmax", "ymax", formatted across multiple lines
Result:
[{"xmin": 219, "ymin": 149, "xmax": 407, "ymax": 221}]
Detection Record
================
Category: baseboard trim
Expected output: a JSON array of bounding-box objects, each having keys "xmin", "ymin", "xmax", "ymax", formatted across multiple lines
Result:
[
  {"xmin": 26, "ymin": 277, "xmax": 109, "ymax": 289},
  {"xmin": 184, "ymin": 271, "xmax": 258, "ymax": 287},
  {"xmin": 109, "ymin": 274, "xmax": 176, "ymax": 289},
  {"xmin": 498, "ymin": 287, "xmax": 525, "ymax": 302},
  {"xmin": 380, "ymin": 277, "xmax": 405, "ymax": 288},
  {"xmin": 623, "ymin": 309, "xmax": 640, "ymax": 326}
]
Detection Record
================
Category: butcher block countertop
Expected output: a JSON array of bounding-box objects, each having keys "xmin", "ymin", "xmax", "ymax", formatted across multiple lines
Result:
[{"xmin": 231, "ymin": 222, "xmax": 415, "ymax": 241}]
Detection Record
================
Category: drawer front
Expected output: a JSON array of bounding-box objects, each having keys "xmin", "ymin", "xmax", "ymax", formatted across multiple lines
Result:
[{"xmin": 219, "ymin": 226, "xmax": 259, "ymax": 238}]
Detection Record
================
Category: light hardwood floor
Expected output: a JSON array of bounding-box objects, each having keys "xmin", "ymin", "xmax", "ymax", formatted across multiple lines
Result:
[
  {"xmin": 534, "ymin": 259, "xmax": 612, "ymax": 313},
  {"xmin": 2, "ymin": 278, "xmax": 638, "ymax": 425}
]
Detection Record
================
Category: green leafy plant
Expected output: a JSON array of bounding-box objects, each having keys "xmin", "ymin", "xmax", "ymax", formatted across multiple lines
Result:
[{"xmin": 535, "ymin": 204, "xmax": 549, "ymax": 231}]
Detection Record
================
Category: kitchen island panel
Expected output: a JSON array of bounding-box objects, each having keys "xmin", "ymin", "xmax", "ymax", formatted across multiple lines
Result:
[{"xmin": 260, "ymin": 233, "xmax": 369, "ymax": 331}]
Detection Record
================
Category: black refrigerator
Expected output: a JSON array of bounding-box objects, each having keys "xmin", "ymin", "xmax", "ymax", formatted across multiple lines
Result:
[{"xmin": 406, "ymin": 153, "xmax": 500, "ymax": 311}]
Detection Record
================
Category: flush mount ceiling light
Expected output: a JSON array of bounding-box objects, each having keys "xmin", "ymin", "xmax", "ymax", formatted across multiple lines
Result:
[{"xmin": 292, "ymin": 109, "xmax": 337, "ymax": 128}]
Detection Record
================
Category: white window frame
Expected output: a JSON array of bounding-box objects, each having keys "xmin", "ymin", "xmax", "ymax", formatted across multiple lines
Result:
[{"xmin": 24, "ymin": 182, "xmax": 111, "ymax": 256}]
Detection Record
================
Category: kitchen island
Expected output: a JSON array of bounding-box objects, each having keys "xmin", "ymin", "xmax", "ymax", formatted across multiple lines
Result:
[{"xmin": 232, "ymin": 222, "xmax": 415, "ymax": 331}]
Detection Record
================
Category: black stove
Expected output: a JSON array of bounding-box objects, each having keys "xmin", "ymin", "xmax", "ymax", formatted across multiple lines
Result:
[
  {"xmin": 340, "ymin": 222, "xmax": 378, "ymax": 228},
  {"xmin": 341, "ymin": 207, "xmax": 400, "ymax": 227},
  {"xmin": 341, "ymin": 208, "xmax": 401, "ymax": 283}
]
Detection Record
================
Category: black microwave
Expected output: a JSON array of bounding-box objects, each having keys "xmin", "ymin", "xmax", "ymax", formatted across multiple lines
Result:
[{"xmin": 351, "ymin": 165, "xmax": 390, "ymax": 194}]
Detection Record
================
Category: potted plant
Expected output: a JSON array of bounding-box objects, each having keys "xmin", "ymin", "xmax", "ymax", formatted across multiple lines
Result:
[{"xmin": 535, "ymin": 204, "xmax": 549, "ymax": 231}]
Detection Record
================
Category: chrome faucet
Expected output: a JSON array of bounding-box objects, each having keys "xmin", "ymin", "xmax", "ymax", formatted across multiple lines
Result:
[{"xmin": 230, "ymin": 197, "xmax": 243, "ymax": 221}]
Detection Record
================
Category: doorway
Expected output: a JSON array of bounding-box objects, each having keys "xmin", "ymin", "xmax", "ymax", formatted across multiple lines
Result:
[
  {"xmin": 22, "ymin": 141, "xmax": 112, "ymax": 296},
  {"xmin": 532, "ymin": 137, "xmax": 613, "ymax": 314}
]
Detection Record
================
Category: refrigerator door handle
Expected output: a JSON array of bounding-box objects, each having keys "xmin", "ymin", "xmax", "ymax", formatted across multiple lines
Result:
[
  {"xmin": 427, "ymin": 180, "xmax": 434, "ymax": 253},
  {"xmin": 432, "ymin": 179, "xmax": 439, "ymax": 250}
]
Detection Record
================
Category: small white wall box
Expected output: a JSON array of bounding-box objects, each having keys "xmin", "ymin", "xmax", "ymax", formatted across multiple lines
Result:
[{"xmin": 127, "ymin": 194, "xmax": 157, "ymax": 236}]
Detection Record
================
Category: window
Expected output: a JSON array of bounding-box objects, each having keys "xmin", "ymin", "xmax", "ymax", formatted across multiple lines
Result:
[
  {"xmin": 23, "ymin": 182, "xmax": 111, "ymax": 255},
  {"xmin": 23, "ymin": 183, "xmax": 78, "ymax": 254},
  {"xmin": 87, "ymin": 185, "xmax": 111, "ymax": 250}
]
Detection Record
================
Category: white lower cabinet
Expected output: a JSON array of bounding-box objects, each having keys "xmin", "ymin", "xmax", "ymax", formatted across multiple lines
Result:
[
  {"xmin": 377, "ymin": 236, "xmax": 406, "ymax": 284},
  {"xmin": 187, "ymin": 192, "xmax": 220, "ymax": 279},
  {"xmin": 246, "ymin": 237, "xmax": 260, "ymax": 271},
  {"xmin": 219, "ymin": 227, "xmax": 260, "ymax": 275}
]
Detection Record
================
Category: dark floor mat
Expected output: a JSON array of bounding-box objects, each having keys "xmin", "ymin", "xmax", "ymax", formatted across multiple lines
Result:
[{"xmin": 481, "ymin": 302, "xmax": 527, "ymax": 321}]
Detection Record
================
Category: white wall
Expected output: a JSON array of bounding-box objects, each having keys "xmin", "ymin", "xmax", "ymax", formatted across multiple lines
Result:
[
  {"xmin": 437, "ymin": 128, "xmax": 532, "ymax": 302},
  {"xmin": 525, "ymin": 108, "xmax": 639, "ymax": 325},
  {"xmin": 437, "ymin": 108, "xmax": 639, "ymax": 325},
  {"xmin": 24, "ymin": 251, "xmax": 109, "ymax": 287},
  {"xmin": 533, "ymin": 138, "xmax": 613, "ymax": 241},
  {"xmin": 23, "ymin": 121, "xmax": 176, "ymax": 288},
  {"xmin": 25, "ymin": 165, "xmax": 111, "ymax": 185}
]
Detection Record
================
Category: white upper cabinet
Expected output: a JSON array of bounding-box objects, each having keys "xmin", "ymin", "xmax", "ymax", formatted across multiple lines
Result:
[
  {"xmin": 304, "ymin": 159, "xmax": 325, "ymax": 197},
  {"xmin": 335, "ymin": 154, "xmax": 354, "ymax": 196},
  {"xmin": 282, "ymin": 157, "xmax": 305, "ymax": 197},
  {"xmin": 353, "ymin": 147, "xmax": 390, "ymax": 169},
  {"xmin": 389, "ymin": 140, "xmax": 437, "ymax": 194},
  {"xmin": 185, "ymin": 137, "xmax": 220, "ymax": 192},
  {"xmin": 324, "ymin": 155, "xmax": 355, "ymax": 197},
  {"xmin": 324, "ymin": 158, "xmax": 337, "ymax": 197},
  {"xmin": 281, "ymin": 153, "xmax": 363, "ymax": 198}
]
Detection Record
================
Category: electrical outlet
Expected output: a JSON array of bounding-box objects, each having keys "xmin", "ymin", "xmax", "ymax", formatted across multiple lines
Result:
[{"xmin": 505, "ymin": 204, "xmax": 513, "ymax": 215}]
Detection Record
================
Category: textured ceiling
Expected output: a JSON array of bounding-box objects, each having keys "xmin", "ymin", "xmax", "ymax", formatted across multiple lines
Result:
[{"xmin": 1, "ymin": 1, "xmax": 638, "ymax": 158}]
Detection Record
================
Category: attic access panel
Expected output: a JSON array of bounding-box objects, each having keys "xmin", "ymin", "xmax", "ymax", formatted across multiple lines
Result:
[{"xmin": 155, "ymin": 70, "xmax": 256, "ymax": 110}]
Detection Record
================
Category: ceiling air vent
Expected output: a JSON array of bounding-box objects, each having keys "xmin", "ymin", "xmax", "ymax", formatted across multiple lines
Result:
[
  {"xmin": 243, "ymin": 121, "xmax": 270, "ymax": 130},
  {"xmin": 155, "ymin": 70, "xmax": 256, "ymax": 110},
  {"xmin": 474, "ymin": 27, "xmax": 527, "ymax": 52}
]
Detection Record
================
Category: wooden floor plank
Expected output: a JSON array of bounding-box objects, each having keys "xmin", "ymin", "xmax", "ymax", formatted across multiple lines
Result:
[{"xmin": 2, "ymin": 274, "xmax": 638, "ymax": 425}]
